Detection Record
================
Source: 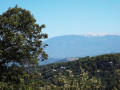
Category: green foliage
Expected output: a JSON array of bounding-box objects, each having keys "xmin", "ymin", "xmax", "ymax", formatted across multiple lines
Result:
[
  {"xmin": 0, "ymin": 53, "xmax": 120, "ymax": 89},
  {"xmin": 0, "ymin": 6, "xmax": 48, "ymax": 83},
  {"xmin": 37, "ymin": 53, "xmax": 120, "ymax": 89},
  {"xmin": 0, "ymin": 67, "xmax": 103, "ymax": 90},
  {"xmin": 77, "ymin": 68, "xmax": 103, "ymax": 90},
  {"xmin": 113, "ymin": 69, "xmax": 120, "ymax": 89}
]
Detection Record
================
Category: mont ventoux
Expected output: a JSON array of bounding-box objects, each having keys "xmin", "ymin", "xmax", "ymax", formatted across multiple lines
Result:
[{"xmin": 39, "ymin": 33, "xmax": 120, "ymax": 65}]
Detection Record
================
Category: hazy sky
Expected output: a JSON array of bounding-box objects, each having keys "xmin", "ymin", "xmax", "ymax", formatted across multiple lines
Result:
[{"xmin": 0, "ymin": 0, "xmax": 120, "ymax": 38}]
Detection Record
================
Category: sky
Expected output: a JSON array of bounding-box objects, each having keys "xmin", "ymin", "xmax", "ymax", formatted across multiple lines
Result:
[{"xmin": 0, "ymin": 0, "xmax": 120, "ymax": 38}]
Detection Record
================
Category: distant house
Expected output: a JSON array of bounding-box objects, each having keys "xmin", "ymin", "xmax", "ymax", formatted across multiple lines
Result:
[
  {"xmin": 59, "ymin": 66, "xmax": 66, "ymax": 70},
  {"xmin": 97, "ymin": 70, "xmax": 100, "ymax": 73},
  {"xmin": 60, "ymin": 66, "xmax": 66, "ymax": 69},
  {"xmin": 109, "ymin": 61, "xmax": 113, "ymax": 64},
  {"xmin": 52, "ymin": 69, "xmax": 57, "ymax": 72}
]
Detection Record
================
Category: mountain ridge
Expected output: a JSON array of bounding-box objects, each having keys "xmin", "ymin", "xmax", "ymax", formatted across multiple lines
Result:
[
  {"xmin": 40, "ymin": 34, "xmax": 120, "ymax": 64},
  {"xmin": 46, "ymin": 33, "xmax": 120, "ymax": 40}
]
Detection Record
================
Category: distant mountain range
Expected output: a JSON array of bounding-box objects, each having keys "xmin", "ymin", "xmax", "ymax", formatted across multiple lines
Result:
[{"xmin": 39, "ymin": 34, "xmax": 120, "ymax": 65}]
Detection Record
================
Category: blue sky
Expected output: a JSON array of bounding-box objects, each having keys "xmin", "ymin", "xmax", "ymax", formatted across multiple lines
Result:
[{"xmin": 0, "ymin": 0, "xmax": 120, "ymax": 38}]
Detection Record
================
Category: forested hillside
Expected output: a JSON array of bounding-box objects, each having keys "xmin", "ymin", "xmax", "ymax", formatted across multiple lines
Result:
[
  {"xmin": 1, "ymin": 53, "xmax": 120, "ymax": 89},
  {"xmin": 37, "ymin": 53, "xmax": 120, "ymax": 89}
]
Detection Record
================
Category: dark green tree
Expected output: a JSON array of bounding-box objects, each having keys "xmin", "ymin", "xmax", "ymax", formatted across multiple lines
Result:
[{"xmin": 0, "ymin": 6, "xmax": 48, "ymax": 82}]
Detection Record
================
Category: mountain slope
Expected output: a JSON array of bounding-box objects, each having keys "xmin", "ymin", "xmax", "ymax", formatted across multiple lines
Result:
[{"xmin": 43, "ymin": 35, "xmax": 120, "ymax": 59}]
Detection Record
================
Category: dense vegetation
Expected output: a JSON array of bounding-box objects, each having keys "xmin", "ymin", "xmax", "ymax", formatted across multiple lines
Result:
[
  {"xmin": 0, "ymin": 53, "xmax": 120, "ymax": 89},
  {"xmin": 0, "ymin": 5, "xmax": 48, "ymax": 86},
  {"xmin": 36, "ymin": 53, "xmax": 120, "ymax": 89}
]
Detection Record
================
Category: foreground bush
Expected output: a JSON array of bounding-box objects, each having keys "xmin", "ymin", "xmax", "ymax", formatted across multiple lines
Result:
[{"xmin": 0, "ymin": 68, "xmax": 104, "ymax": 90}]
